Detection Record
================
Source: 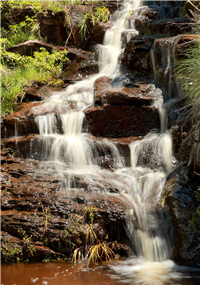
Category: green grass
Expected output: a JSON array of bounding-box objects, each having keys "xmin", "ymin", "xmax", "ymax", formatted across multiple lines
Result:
[
  {"xmin": 1, "ymin": 48, "xmax": 68, "ymax": 114},
  {"xmin": 177, "ymin": 35, "xmax": 200, "ymax": 121}
]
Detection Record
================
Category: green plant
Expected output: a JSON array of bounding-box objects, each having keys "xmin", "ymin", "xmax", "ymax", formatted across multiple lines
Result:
[
  {"xmin": 86, "ymin": 242, "xmax": 114, "ymax": 267},
  {"xmin": 1, "ymin": 48, "xmax": 68, "ymax": 114},
  {"xmin": 1, "ymin": 1, "xmax": 65, "ymax": 15},
  {"xmin": 18, "ymin": 228, "xmax": 36, "ymax": 257},
  {"xmin": 176, "ymin": 35, "xmax": 200, "ymax": 122},
  {"xmin": 72, "ymin": 223, "xmax": 114, "ymax": 267},
  {"xmin": 94, "ymin": 6, "xmax": 110, "ymax": 22},
  {"xmin": 84, "ymin": 206, "xmax": 96, "ymax": 225},
  {"xmin": 1, "ymin": 16, "xmax": 37, "ymax": 48},
  {"xmin": 1, "ymin": 240, "xmax": 23, "ymax": 263},
  {"xmin": 0, "ymin": 240, "xmax": 23, "ymax": 262},
  {"xmin": 78, "ymin": 4, "xmax": 110, "ymax": 41}
]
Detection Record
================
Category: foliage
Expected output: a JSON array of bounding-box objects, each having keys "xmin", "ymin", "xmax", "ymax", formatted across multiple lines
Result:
[
  {"xmin": 94, "ymin": 5, "xmax": 110, "ymax": 23},
  {"xmin": 71, "ymin": 206, "xmax": 114, "ymax": 267},
  {"xmin": 71, "ymin": 223, "xmax": 114, "ymax": 267},
  {"xmin": 176, "ymin": 35, "xmax": 200, "ymax": 121},
  {"xmin": 18, "ymin": 228, "xmax": 36, "ymax": 257},
  {"xmin": 87, "ymin": 242, "xmax": 114, "ymax": 267},
  {"xmin": 78, "ymin": 5, "xmax": 110, "ymax": 41},
  {"xmin": 1, "ymin": 240, "xmax": 23, "ymax": 263},
  {"xmin": 1, "ymin": 48, "xmax": 68, "ymax": 114},
  {"xmin": 0, "ymin": 0, "xmax": 64, "ymax": 14},
  {"xmin": 84, "ymin": 206, "xmax": 96, "ymax": 224},
  {"xmin": 1, "ymin": 16, "xmax": 38, "ymax": 48}
]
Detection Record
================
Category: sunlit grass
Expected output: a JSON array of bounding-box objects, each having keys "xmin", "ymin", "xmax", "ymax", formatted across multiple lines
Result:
[
  {"xmin": 1, "ymin": 47, "xmax": 68, "ymax": 114},
  {"xmin": 177, "ymin": 35, "xmax": 200, "ymax": 121}
]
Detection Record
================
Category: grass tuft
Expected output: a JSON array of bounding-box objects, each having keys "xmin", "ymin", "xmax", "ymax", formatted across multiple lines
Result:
[{"xmin": 177, "ymin": 34, "xmax": 200, "ymax": 122}]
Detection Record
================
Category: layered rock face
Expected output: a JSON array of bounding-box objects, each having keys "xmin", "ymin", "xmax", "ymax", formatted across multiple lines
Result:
[{"xmin": 1, "ymin": 0, "xmax": 200, "ymax": 266}]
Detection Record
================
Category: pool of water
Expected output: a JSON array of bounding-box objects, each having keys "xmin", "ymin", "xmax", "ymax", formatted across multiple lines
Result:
[{"xmin": 1, "ymin": 259, "xmax": 200, "ymax": 285}]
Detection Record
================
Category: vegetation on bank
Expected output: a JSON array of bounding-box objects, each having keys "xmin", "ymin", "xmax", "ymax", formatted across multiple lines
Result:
[
  {"xmin": 177, "ymin": 33, "xmax": 200, "ymax": 122},
  {"xmin": 1, "ymin": 48, "xmax": 68, "ymax": 114},
  {"xmin": 1, "ymin": 203, "xmax": 117, "ymax": 265},
  {"xmin": 1, "ymin": 0, "xmax": 110, "ymax": 115},
  {"xmin": 1, "ymin": 0, "xmax": 68, "ymax": 115},
  {"xmin": 176, "ymin": 29, "xmax": 200, "ymax": 231}
]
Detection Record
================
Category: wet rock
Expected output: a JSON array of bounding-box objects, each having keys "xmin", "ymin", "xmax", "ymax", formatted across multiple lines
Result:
[
  {"xmin": 1, "ymin": 231, "xmax": 64, "ymax": 263},
  {"xmin": 163, "ymin": 165, "xmax": 200, "ymax": 265},
  {"xmin": 151, "ymin": 34, "xmax": 199, "ymax": 98},
  {"xmin": 61, "ymin": 47, "xmax": 99, "ymax": 83},
  {"xmin": 90, "ymin": 22, "xmax": 111, "ymax": 46},
  {"xmin": 94, "ymin": 76, "xmax": 158, "ymax": 107},
  {"xmin": 1, "ymin": 134, "xmax": 132, "ymax": 168},
  {"xmin": 135, "ymin": 18, "xmax": 196, "ymax": 37},
  {"xmin": 124, "ymin": 5, "xmax": 184, "ymax": 39},
  {"xmin": 1, "ymin": 152, "xmax": 132, "ymax": 262},
  {"xmin": 66, "ymin": 4, "xmax": 111, "ymax": 50},
  {"xmin": 121, "ymin": 35, "xmax": 155, "ymax": 77},
  {"xmin": 1, "ymin": 102, "xmax": 41, "ymax": 138},
  {"xmin": 22, "ymin": 86, "xmax": 44, "ymax": 102},
  {"xmin": 103, "ymin": 0, "xmax": 123, "ymax": 14},
  {"xmin": 155, "ymin": 0, "xmax": 185, "ymax": 6},
  {"xmin": 85, "ymin": 104, "xmax": 160, "ymax": 138},
  {"xmin": 1, "ymin": 134, "xmax": 42, "ymax": 160}
]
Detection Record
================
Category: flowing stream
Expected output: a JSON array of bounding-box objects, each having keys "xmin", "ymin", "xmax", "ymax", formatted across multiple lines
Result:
[{"xmin": 2, "ymin": 1, "xmax": 200, "ymax": 285}]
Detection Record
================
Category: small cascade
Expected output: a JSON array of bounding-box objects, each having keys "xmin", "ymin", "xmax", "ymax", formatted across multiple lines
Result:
[
  {"xmin": 33, "ymin": 0, "xmax": 177, "ymax": 279},
  {"xmin": 150, "ymin": 36, "xmax": 181, "ymax": 100}
]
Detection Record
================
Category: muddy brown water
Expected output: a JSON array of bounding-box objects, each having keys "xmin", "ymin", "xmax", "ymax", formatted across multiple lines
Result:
[{"xmin": 1, "ymin": 261, "xmax": 200, "ymax": 285}]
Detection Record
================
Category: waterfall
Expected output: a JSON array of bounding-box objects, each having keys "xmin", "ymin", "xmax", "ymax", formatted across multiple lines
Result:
[{"xmin": 33, "ymin": 0, "xmax": 176, "ymax": 277}]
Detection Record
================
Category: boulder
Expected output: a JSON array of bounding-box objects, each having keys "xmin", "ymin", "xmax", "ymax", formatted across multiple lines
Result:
[
  {"xmin": 1, "ymin": 102, "xmax": 41, "ymax": 138},
  {"xmin": 121, "ymin": 35, "xmax": 155, "ymax": 78},
  {"xmin": 61, "ymin": 47, "xmax": 99, "ymax": 83},
  {"xmin": 163, "ymin": 165, "xmax": 200, "ymax": 265},
  {"xmin": 22, "ymin": 86, "xmax": 44, "ymax": 102},
  {"xmin": 84, "ymin": 104, "xmax": 160, "ymax": 138},
  {"xmin": 135, "ymin": 18, "xmax": 197, "ymax": 38},
  {"xmin": 94, "ymin": 76, "xmax": 158, "ymax": 106},
  {"xmin": 37, "ymin": 10, "xmax": 67, "ymax": 45}
]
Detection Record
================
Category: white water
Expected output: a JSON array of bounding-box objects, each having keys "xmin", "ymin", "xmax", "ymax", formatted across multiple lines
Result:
[{"xmin": 32, "ymin": 1, "xmax": 193, "ymax": 284}]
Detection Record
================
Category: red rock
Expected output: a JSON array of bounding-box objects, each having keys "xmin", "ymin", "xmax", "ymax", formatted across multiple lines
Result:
[
  {"xmin": 84, "ymin": 104, "xmax": 160, "ymax": 137},
  {"xmin": 94, "ymin": 76, "xmax": 156, "ymax": 106},
  {"xmin": 38, "ymin": 10, "xmax": 67, "ymax": 45},
  {"xmin": 61, "ymin": 48, "xmax": 99, "ymax": 82},
  {"xmin": 122, "ymin": 35, "xmax": 155, "ymax": 77},
  {"xmin": 1, "ymin": 102, "xmax": 41, "ymax": 138}
]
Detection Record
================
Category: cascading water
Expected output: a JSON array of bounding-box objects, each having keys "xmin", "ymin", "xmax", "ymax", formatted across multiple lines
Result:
[{"xmin": 31, "ymin": 1, "xmax": 189, "ymax": 284}]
